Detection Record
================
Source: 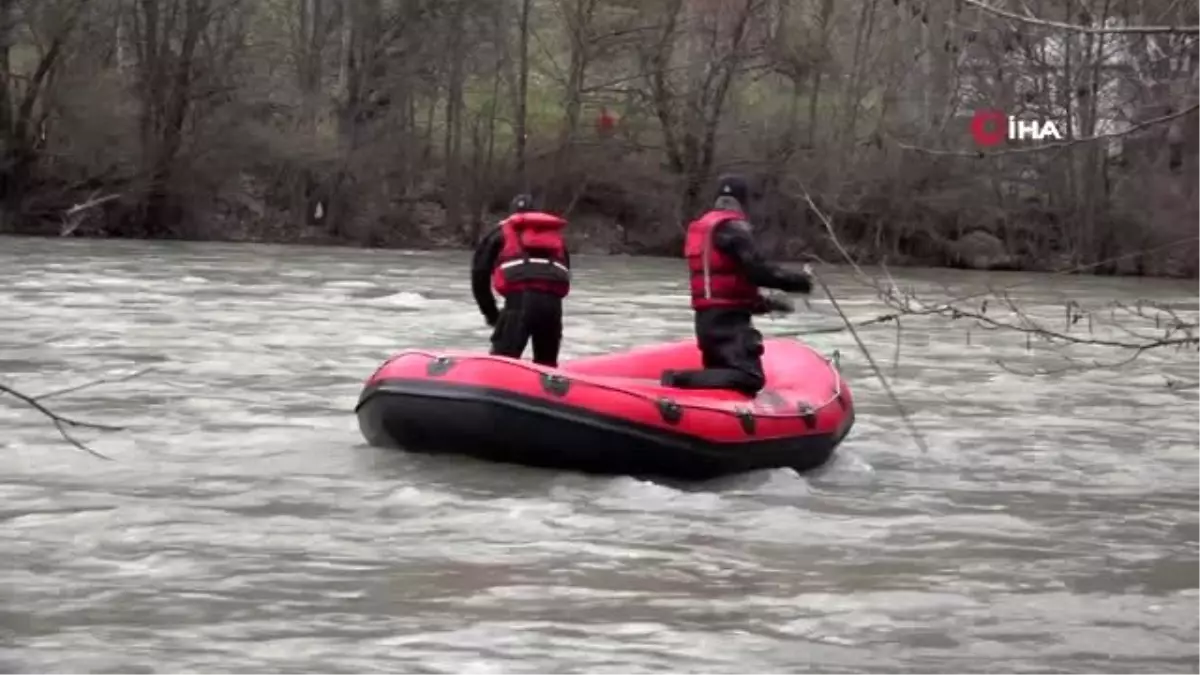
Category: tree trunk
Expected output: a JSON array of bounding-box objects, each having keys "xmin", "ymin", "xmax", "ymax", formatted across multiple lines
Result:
[
  {"xmin": 552, "ymin": 0, "xmax": 596, "ymax": 209},
  {"xmin": 444, "ymin": 0, "xmax": 466, "ymax": 236},
  {"xmin": 515, "ymin": 0, "xmax": 531, "ymax": 188}
]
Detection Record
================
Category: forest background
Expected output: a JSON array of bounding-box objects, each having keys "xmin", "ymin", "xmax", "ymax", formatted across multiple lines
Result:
[{"xmin": 0, "ymin": 0, "xmax": 1196, "ymax": 276}]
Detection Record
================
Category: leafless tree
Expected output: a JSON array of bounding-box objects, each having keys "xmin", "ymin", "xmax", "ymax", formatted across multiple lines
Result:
[{"xmin": 0, "ymin": 0, "xmax": 1190, "ymax": 278}]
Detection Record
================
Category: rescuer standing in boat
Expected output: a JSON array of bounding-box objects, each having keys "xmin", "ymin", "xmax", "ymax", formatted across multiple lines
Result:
[
  {"xmin": 661, "ymin": 174, "xmax": 813, "ymax": 396},
  {"xmin": 471, "ymin": 194, "xmax": 571, "ymax": 368}
]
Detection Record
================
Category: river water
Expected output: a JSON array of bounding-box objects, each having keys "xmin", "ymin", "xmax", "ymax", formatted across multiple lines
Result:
[{"xmin": 1, "ymin": 236, "xmax": 1197, "ymax": 673}]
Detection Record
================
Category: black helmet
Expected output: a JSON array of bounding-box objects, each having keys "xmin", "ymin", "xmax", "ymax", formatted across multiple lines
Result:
[
  {"xmin": 715, "ymin": 174, "xmax": 749, "ymax": 205},
  {"xmin": 510, "ymin": 193, "xmax": 534, "ymax": 213}
]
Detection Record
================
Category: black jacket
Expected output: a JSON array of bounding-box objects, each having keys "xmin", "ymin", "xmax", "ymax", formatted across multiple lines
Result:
[
  {"xmin": 708, "ymin": 196, "xmax": 812, "ymax": 294},
  {"xmin": 471, "ymin": 225, "xmax": 571, "ymax": 324}
]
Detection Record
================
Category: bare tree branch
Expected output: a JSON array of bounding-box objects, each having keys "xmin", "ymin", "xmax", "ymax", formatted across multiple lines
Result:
[
  {"xmin": 789, "ymin": 179, "xmax": 929, "ymax": 452},
  {"xmin": 0, "ymin": 359, "xmax": 153, "ymax": 461},
  {"xmin": 996, "ymin": 348, "xmax": 1150, "ymax": 376},
  {"xmin": 60, "ymin": 192, "xmax": 124, "ymax": 236},
  {"xmin": 964, "ymin": 0, "xmax": 1200, "ymax": 35},
  {"xmin": 0, "ymin": 382, "xmax": 122, "ymax": 460},
  {"xmin": 33, "ymin": 366, "xmax": 156, "ymax": 400},
  {"xmin": 778, "ymin": 175, "xmax": 1198, "ymax": 385}
]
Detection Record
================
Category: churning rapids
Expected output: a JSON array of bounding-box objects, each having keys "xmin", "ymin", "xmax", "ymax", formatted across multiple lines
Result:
[{"xmin": 1, "ymin": 236, "xmax": 1197, "ymax": 673}]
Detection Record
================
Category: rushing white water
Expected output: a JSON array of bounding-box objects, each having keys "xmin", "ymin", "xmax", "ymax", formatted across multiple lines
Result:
[{"xmin": 1, "ymin": 236, "xmax": 1197, "ymax": 673}]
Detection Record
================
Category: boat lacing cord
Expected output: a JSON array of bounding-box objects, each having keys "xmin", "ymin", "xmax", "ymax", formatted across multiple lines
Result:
[{"xmin": 385, "ymin": 346, "xmax": 846, "ymax": 420}]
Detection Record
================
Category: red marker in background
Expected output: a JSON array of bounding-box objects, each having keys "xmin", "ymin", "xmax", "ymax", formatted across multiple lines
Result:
[{"xmin": 596, "ymin": 107, "xmax": 615, "ymax": 136}]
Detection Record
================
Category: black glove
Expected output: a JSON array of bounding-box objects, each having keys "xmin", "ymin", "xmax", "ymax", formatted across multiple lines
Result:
[
  {"xmin": 484, "ymin": 312, "xmax": 499, "ymax": 327},
  {"xmin": 786, "ymin": 263, "xmax": 815, "ymax": 295},
  {"xmin": 786, "ymin": 272, "xmax": 813, "ymax": 294}
]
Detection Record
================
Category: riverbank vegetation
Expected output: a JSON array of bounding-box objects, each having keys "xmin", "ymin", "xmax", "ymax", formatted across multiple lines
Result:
[{"xmin": 0, "ymin": 0, "xmax": 1196, "ymax": 276}]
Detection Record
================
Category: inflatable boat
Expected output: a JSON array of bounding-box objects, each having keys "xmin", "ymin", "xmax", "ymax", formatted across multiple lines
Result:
[{"xmin": 355, "ymin": 338, "xmax": 855, "ymax": 480}]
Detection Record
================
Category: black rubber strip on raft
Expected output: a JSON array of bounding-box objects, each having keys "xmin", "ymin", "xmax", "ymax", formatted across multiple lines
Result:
[{"xmin": 355, "ymin": 378, "xmax": 855, "ymax": 481}]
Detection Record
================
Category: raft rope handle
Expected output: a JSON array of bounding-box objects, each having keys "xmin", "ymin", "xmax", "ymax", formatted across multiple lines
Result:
[{"xmin": 393, "ymin": 348, "xmax": 845, "ymax": 420}]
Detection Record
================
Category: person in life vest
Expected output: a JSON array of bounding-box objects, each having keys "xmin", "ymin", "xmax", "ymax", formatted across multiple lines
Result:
[
  {"xmin": 470, "ymin": 193, "xmax": 571, "ymax": 367},
  {"xmin": 660, "ymin": 174, "xmax": 813, "ymax": 396}
]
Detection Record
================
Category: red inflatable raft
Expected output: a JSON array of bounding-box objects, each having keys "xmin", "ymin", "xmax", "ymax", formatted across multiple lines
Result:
[{"xmin": 355, "ymin": 338, "xmax": 855, "ymax": 480}]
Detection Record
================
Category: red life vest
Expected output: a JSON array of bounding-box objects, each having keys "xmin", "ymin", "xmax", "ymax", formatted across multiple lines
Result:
[
  {"xmin": 491, "ymin": 212, "xmax": 571, "ymax": 298},
  {"xmin": 685, "ymin": 209, "xmax": 760, "ymax": 310}
]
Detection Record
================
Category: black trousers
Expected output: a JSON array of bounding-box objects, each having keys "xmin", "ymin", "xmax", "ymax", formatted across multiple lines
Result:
[
  {"xmin": 663, "ymin": 308, "xmax": 766, "ymax": 396},
  {"xmin": 490, "ymin": 289, "xmax": 564, "ymax": 367}
]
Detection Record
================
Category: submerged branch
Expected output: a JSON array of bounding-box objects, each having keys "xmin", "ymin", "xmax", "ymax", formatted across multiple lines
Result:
[{"xmin": 1165, "ymin": 378, "xmax": 1200, "ymax": 390}]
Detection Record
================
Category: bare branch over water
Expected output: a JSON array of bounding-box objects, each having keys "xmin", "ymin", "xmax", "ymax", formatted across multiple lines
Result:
[{"xmin": 0, "ymin": 368, "xmax": 154, "ymax": 459}]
